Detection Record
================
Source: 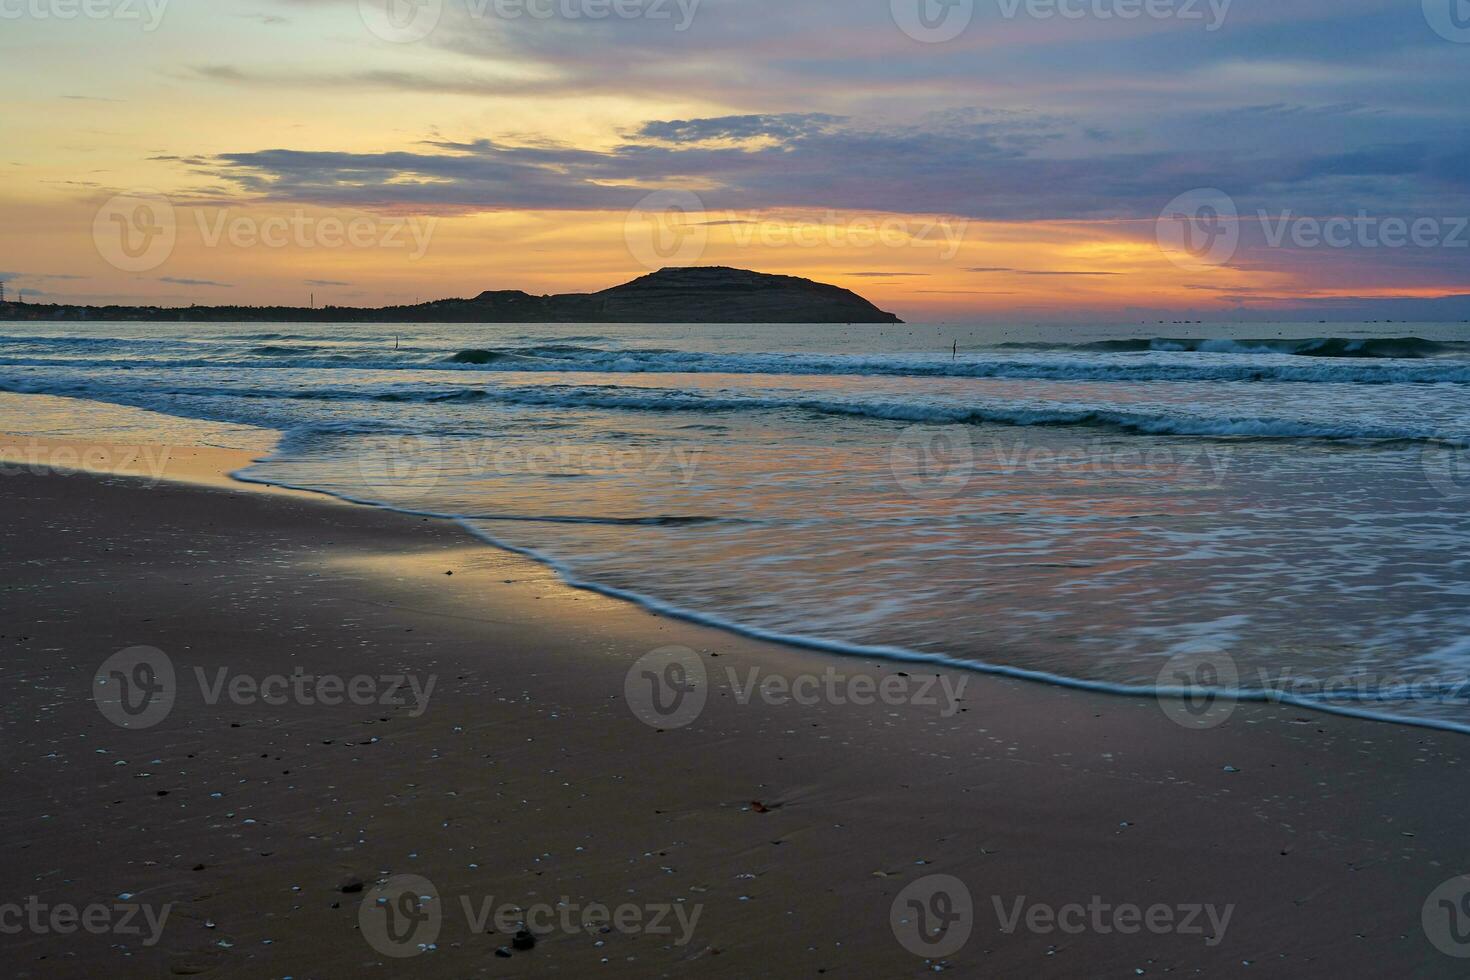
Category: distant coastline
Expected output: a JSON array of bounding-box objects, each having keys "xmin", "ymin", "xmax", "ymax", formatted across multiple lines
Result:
[{"xmin": 0, "ymin": 266, "xmax": 903, "ymax": 325}]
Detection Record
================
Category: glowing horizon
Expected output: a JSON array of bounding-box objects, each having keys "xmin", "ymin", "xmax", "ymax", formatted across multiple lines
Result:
[{"xmin": 3, "ymin": 0, "xmax": 1469, "ymax": 321}]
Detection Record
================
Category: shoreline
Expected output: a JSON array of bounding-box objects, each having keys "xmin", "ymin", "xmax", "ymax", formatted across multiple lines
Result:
[
  {"xmin": 115, "ymin": 434, "xmax": 1470, "ymax": 740},
  {"xmin": 4, "ymin": 446, "xmax": 1470, "ymax": 975}
]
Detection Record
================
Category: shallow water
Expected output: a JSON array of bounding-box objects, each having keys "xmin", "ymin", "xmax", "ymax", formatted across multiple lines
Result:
[{"xmin": 2, "ymin": 320, "xmax": 1468, "ymax": 728}]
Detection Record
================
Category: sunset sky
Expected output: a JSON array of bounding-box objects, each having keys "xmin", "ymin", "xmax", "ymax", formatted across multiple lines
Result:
[{"xmin": 2, "ymin": 0, "xmax": 1468, "ymax": 320}]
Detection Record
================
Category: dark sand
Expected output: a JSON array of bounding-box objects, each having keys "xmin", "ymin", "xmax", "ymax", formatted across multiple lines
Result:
[{"xmin": 3, "ymin": 452, "xmax": 1469, "ymax": 978}]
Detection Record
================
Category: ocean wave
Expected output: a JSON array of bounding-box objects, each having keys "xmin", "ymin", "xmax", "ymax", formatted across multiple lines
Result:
[
  {"xmin": 219, "ymin": 332, "xmax": 301, "ymax": 341},
  {"xmin": 441, "ymin": 346, "xmax": 1470, "ymax": 383},
  {"xmin": 251, "ymin": 344, "xmax": 325, "ymax": 356},
  {"xmin": 467, "ymin": 513, "xmax": 740, "ymax": 527},
  {"xmin": 998, "ymin": 336, "xmax": 1470, "ymax": 359},
  {"xmin": 220, "ymin": 462, "xmax": 1470, "ymax": 737},
  {"xmin": 11, "ymin": 373, "xmax": 1436, "ymax": 443},
  {"xmin": 7, "ymin": 337, "xmax": 1470, "ymax": 383},
  {"xmin": 424, "ymin": 385, "xmax": 1442, "ymax": 442}
]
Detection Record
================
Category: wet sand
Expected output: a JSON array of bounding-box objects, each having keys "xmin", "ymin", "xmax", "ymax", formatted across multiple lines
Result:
[{"xmin": 2, "ymin": 443, "xmax": 1469, "ymax": 977}]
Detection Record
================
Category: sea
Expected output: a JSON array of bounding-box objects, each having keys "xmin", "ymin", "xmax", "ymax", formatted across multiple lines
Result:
[{"xmin": 2, "ymin": 320, "xmax": 1468, "ymax": 730}]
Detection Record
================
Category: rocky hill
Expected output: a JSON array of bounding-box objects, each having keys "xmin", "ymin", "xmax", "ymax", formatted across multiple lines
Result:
[{"xmin": 1, "ymin": 267, "xmax": 902, "ymax": 324}]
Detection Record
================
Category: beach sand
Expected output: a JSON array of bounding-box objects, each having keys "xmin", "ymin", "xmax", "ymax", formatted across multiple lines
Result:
[{"xmin": 3, "ymin": 439, "xmax": 1469, "ymax": 978}]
